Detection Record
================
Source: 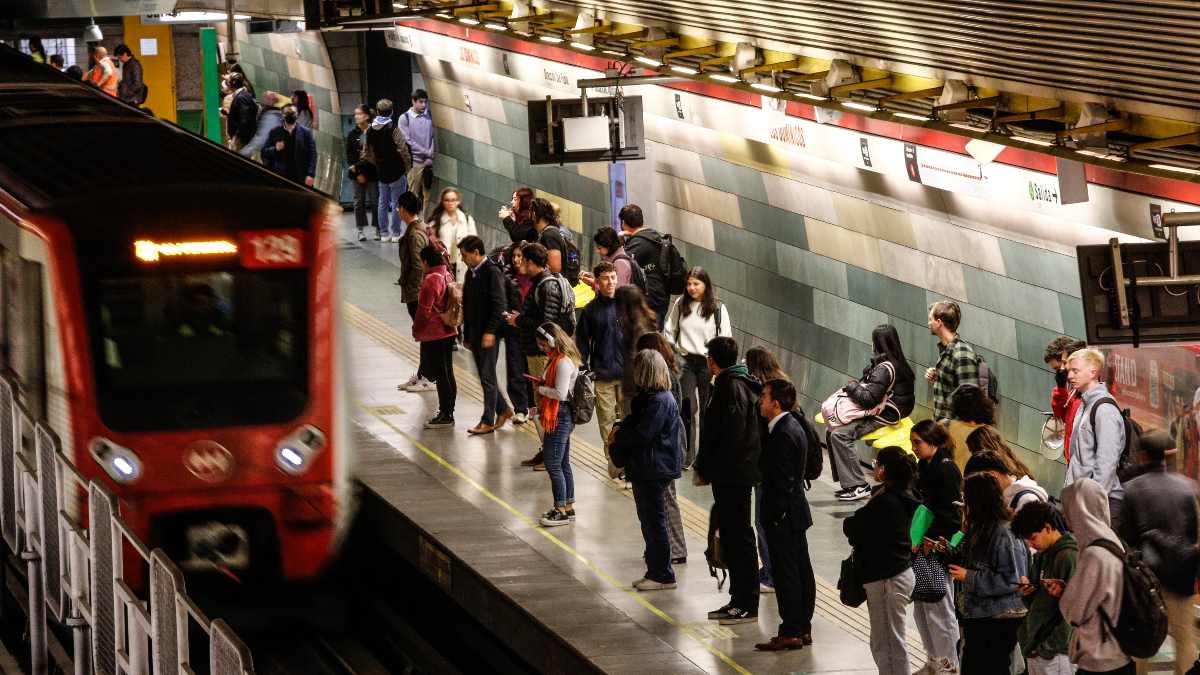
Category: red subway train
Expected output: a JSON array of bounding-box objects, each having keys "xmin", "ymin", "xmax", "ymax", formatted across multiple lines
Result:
[{"xmin": 0, "ymin": 47, "xmax": 351, "ymax": 582}]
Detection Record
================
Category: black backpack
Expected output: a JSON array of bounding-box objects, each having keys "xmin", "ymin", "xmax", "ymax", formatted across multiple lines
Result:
[
  {"xmin": 1088, "ymin": 397, "xmax": 1143, "ymax": 477},
  {"xmin": 1087, "ymin": 538, "xmax": 1168, "ymax": 659},
  {"xmin": 976, "ymin": 352, "xmax": 1001, "ymax": 406},
  {"xmin": 537, "ymin": 274, "xmax": 576, "ymax": 336},
  {"xmin": 658, "ymin": 233, "xmax": 688, "ymax": 295},
  {"xmin": 790, "ymin": 408, "xmax": 824, "ymax": 486},
  {"xmin": 557, "ymin": 226, "xmax": 582, "ymax": 286},
  {"xmin": 613, "ymin": 252, "xmax": 647, "ymax": 292}
]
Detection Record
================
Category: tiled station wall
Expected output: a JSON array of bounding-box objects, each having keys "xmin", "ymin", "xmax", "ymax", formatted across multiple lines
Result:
[
  {"xmin": 419, "ymin": 56, "xmax": 1086, "ymax": 491},
  {"xmin": 219, "ymin": 26, "xmax": 345, "ymax": 195}
]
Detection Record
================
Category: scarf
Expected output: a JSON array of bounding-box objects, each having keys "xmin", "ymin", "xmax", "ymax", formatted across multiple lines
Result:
[{"xmin": 538, "ymin": 351, "xmax": 563, "ymax": 432}]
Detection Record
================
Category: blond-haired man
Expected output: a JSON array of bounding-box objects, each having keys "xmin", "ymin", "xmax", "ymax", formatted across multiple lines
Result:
[{"xmin": 1063, "ymin": 347, "xmax": 1127, "ymax": 529}]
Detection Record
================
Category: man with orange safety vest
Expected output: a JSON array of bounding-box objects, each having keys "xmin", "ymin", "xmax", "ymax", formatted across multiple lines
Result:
[{"xmin": 87, "ymin": 46, "xmax": 118, "ymax": 97}]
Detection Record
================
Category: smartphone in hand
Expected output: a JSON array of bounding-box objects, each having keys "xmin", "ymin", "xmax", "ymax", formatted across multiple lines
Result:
[{"xmin": 523, "ymin": 373, "xmax": 543, "ymax": 384}]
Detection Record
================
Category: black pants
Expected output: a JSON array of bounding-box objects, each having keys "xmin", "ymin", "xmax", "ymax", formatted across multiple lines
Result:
[
  {"xmin": 764, "ymin": 521, "xmax": 815, "ymax": 637},
  {"xmin": 501, "ymin": 328, "xmax": 530, "ymax": 412},
  {"xmin": 353, "ymin": 180, "xmax": 378, "ymax": 232},
  {"xmin": 471, "ymin": 341, "xmax": 511, "ymax": 425},
  {"xmin": 420, "ymin": 336, "xmax": 456, "ymax": 417},
  {"xmin": 961, "ymin": 616, "xmax": 1022, "ymax": 675},
  {"xmin": 712, "ymin": 483, "xmax": 759, "ymax": 611}
]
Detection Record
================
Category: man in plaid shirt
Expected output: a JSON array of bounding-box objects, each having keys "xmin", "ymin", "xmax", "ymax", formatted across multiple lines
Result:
[{"xmin": 926, "ymin": 301, "xmax": 980, "ymax": 421}]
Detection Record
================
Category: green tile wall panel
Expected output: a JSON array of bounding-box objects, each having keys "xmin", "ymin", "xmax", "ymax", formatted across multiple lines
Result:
[
  {"xmin": 931, "ymin": 293, "xmax": 1020, "ymax": 360},
  {"xmin": 437, "ymin": 129, "xmax": 476, "ymax": 163},
  {"xmin": 501, "ymin": 99, "xmax": 528, "ymax": 129},
  {"xmin": 745, "ymin": 267, "xmax": 813, "ymax": 321},
  {"xmin": 974, "ymin": 345, "xmax": 1057, "ymax": 412},
  {"xmin": 722, "ymin": 290, "xmax": 782, "ymax": 345},
  {"xmin": 737, "ymin": 197, "xmax": 808, "ymax": 250},
  {"xmin": 703, "ymin": 251, "xmax": 748, "ymax": 298},
  {"xmin": 263, "ymin": 50, "xmax": 289, "ymax": 77},
  {"xmin": 1058, "ymin": 293, "xmax": 1087, "ymax": 340},
  {"xmin": 1016, "ymin": 403, "xmax": 1049, "ymax": 461},
  {"xmin": 847, "ymin": 340, "xmax": 874, "ymax": 380},
  {"xmin": 847, "ymin": 266, "xmax": 930, "ymax": 327},
  {"xmin": 962, "ymin": 266, "xmax": 1065, "ymax": 333},
  {"xmin": 305, "ymin": 86, "xmax": 334, "ymax": 117},
  {"xmin": 997, "ymin": 395, "xmax": 1021, "ymax": 441},
  {"xmin": 434, "ymin": 155, "xmax": 459, "ymax": 187},
  {"xmin": 813, "ymin": 290, "xmax": 891, "ymax": 346},
  {"xmin": 714, "ymin": 221, "xmax": 778, "ymax": 274},
  {"xmin": 236, "ymin": 44, "xmax": 264, "ymax": 67},
  {"xmin": 487, "ymin": 120, "xmax": 528, "ymax": 158},
  {"xmin": 1015, "ymin": 320, "xmax": 1061, "ymax": 372},
  {"xmin": 890, "ymin": 317, "xmax": 939, "ymax": 367},
  {"xmin": 778, "ymin": 313, "xmax": 852, "ymax": 378},
  {"xmin": 776, "ymin": 241, "xmax": 850, "ymax": 298},
  {"xmin": 998, "ymin": 239, "xmax": 1082, "ymax": 298},
  {"xmin": 700, "ymin": 156, "xmax": 770, "ymax": 203},
  {"xmin": 561, "ymin": 171, "xmax": 610, "ymax": 212},
  {"xmin": 298, "ymin": 40, "xmax": 325, "ymax": 66},
  {"xmin": 472, "ymin": 143, "xmax": 516, "ymax": 180}
]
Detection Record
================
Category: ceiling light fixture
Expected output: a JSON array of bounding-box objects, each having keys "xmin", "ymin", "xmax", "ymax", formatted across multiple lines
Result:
[
  {"xmin": 539, "ymin": 35, "xmax": 564, "ymax": 43},
  {"xmin": 634, "ymin": 56, "xmax": 662, "ymax": 68},
  {"xmin": 570, "ymin": 42, "xmax": 595, "ymax": 51},
  {"xmin": 750, "ymin": 82, "xmax": 782, "ymax": 93},
  {"xmin": 795, "ymin": 93, "xmax": 826, "ymax": 101},
  {"xmin": 1149, "ymin": 163, "xmax": 1200, "ymax": 175},
  {"xmin": 670, "ymin": 65, "xmax": 698, "ymax": 75},
  {"xmin": 842, "ymin": 101, "xmax": 878, "ymax": 112},
  {"xmin": 484, "ymin": 23, "xmax": 508, "ymax": 31},
  {"xmin": 892, "ymin": 112, "xmax": 930, "ymax": 121},
  {"xmin": 709, "ymin": 73, "xmax": 739, "ymax": 83},
  {"xmin": 458, "ymin": 17, "xmax": 480, "ymax": 25},
  {"xmin": 1013, "ymin": 136, "xmax": 1055, "ymax": 147}
]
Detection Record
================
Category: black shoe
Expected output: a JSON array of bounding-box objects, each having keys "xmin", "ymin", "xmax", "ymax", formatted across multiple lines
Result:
[
  {"xmin": 540, "ymin": 510, "xmax": 571, "ymax": 527},
  {"xmin": 565, "ymin": 508, "xmax": 576, "ymax": 521},
  {"xmin": 714, "ymin": 606, "xmax": 758, "ymax": 625},
  {"xmin": 520, "ymin": 452, "xmax": 544, "ymax": 467},
  {"xmin": 424, "ymin": 414, "xmax": 454, "ymax": 429},
  {"xmin": 671, "ymin": 556, "xmax": 687, "ymax": 565},
  {"xmin": 707, "ymin": 604, "xmax": 734, "ymax": 620}
]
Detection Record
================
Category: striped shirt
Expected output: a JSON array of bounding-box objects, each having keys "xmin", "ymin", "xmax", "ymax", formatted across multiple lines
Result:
[{"xmin": 932, "ymin": 336, "xmax": 981, "ymax": 421}]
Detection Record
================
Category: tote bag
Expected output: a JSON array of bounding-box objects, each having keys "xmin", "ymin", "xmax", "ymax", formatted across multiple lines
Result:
[{"xmin": 821, "ymin": 362, "xmax": 896, "ymax": 428}]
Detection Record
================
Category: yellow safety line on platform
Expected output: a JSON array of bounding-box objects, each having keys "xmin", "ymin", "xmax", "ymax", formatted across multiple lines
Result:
[
  {"xmin": 361, "ymin": 405, "xmax": 753, "ymax": 675},
  {"xmin": 344, "ymin": 300, "xmax": 928, "ymax": 666}
]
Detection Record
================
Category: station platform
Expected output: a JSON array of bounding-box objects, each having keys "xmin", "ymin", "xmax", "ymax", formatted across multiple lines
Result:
[{"xmin": 337, "ymin": 214, "xmax": 928, "ymax": 674}]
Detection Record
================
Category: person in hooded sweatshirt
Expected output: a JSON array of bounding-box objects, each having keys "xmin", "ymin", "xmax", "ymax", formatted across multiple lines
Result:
[
  {"xmin": 361, "ymin": 98, "xmax": 413, "ymax": 243},
  {"xmin": 1048, "ymin": 478, "xmax": 1132, "ymax": 675}
]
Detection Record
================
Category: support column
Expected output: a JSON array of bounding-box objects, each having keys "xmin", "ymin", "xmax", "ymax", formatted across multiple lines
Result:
[{"xmin": 199, "ymin": 27, "xmax": 222, "ymax": 144}]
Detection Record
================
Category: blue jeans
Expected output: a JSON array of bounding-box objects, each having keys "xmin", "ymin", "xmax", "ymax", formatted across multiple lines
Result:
[
  {"xmin": 633, "ymin": 479, "xmax": 675, "ymax": 583},
  {"xmin": 376, "ymin": 176, "xmax": 406, "ymax": 237},
  {"xmin": 755, "ymin": 485, "xmax": 773, "ymax": 585},
  {"xmin": 543, "ymin": 406, "xmax": 574, "ymax": 507}
]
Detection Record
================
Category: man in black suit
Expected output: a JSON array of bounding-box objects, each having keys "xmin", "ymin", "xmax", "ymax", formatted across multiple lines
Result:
[
  {"xmin": 460, "ymin": 235, "xmax": 513, "ymax": 435},
  {"xmin": 754, "ymin": 378, "xmax": 816, "ymax": 651}
]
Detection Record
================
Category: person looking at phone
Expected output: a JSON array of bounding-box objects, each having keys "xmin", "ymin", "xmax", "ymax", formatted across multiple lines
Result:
[
  {"xmin": 910, "ymin": 420, "xmax": 962, "ymax": 675},
  {"xmin": 1011, "ymin": 501, "xmax": 1078, "ymax": 675}
]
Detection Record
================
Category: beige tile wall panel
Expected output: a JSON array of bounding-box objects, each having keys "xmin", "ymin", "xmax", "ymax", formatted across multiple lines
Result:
[
  {"xmin": 803, "ymin": 218, "xmax": 883, "ymax": 275},
  {"xmin": 646, "ymin": 115, "xmax": 728, "ymax": 165},
  {"xmin": 656, "ymin": 202, "xmax": 717, "ymax": 251},
  {"xmin": 925, "ymin": 256, "xmax": 970, "ymax": 304},
  {"xmin": 876, "ymin": 240, "xmax": 930, "ymax": 291},
  {"xmin": 437, "ymin": 105, "xmax": 494, "ymax": 147},
  {"xmin": 911, "ymin": 213, "xmax": 1007, "ymax": 276},
  {"xmin": 426, "ymin": 78, "xmax": 509, "ymax": 125},
  {"xmin": 577, "ymin": 163, "xmax": 610, "ymax": 184},
  {"xmin": 655, "ymin": 174, "xmax": 743, "ymax": 228},
  {"xmin": 761, "ymin": 173, "xmax": 839, "ymax": 225},
  {"xmin": 941, "ymin": 192, "xmax": 1142, "ymax": 258},
  {"xmin": 647, "ymin": 140, "xmax": 707, "ymax": 186},
  {"xmin": 830, "ymin": 193, "xmax": 919, "ymax": 249}
]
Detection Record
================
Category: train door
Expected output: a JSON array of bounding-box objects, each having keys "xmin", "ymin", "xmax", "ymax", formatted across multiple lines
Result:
[{"xmin": 5, "ymin": 247, "xmax": 45, "ymax": 421}]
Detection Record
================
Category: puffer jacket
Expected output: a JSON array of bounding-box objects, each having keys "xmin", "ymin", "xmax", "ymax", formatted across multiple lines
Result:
[
  {"xmin": 842, "ymin": 356, "xmax": 915, "ymax": 424},
  {"xmin": 398, "ymin": 218, "xmax": 429, "ymax": 304},
  {"xmin": 696, "ymin": 364, "xmax": 762, "ymax": 486},
  {"xmin": 1059, "ymin": 478, "xmax": 1130, "ymax": 672},
  {"xmin": 844, "ymin": 486, "xmax": 920, "ymax": 583},
  {"xmin": 516, "ymin": 271, "xmax": 571, "ymax": 356},
  {"xmin": 610, "ymin": 389, "xmax": 682, "ymax": 481}
]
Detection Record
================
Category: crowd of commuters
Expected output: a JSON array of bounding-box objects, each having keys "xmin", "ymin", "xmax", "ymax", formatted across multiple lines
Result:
[
  {"xmin": 19, "ymin": 36, "xmax": 147, "ymax": 107},
  {"xmin": 336, "ymin": 92, "xmax": 1191, "ymax": 668}
]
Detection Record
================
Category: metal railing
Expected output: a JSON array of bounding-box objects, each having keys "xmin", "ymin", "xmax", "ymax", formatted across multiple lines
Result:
[{"xmin": 0, "ymin": 378, "xmax": 256, "ymax": 675}]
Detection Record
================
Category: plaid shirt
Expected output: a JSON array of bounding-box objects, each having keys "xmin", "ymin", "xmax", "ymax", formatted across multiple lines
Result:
[{"xmin": 932, "ymin": 336, "xmax": 980, "ymax": 420}]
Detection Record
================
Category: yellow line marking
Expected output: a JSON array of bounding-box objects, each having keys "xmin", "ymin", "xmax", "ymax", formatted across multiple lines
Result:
[{"xmin": 360, "ymin": 404, "xmax": 753, "ymax": 675}]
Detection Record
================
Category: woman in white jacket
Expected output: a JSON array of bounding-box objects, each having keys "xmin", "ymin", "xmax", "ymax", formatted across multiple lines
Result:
[
  {"xmin": 663, "ymin": 267, "xmax": 732, "ymax": 468},
  {"xmin": 427, "ymin": 187, "xmax": 478, "ymax": 285}
]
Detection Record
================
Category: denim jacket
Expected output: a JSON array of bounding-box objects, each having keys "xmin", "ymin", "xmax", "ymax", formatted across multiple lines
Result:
[{"xmin": 957, "ymin": 524, "xmax": 1029, "ymax": 619}]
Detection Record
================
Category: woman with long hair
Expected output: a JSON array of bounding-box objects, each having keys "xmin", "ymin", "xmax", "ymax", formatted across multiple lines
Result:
[
  {"xmin": 664, "ymin": 267, "xmax": 732, "ymax": 468},
  {"xmin": 346, "ymin": 104, "xmax": 378, "ymax": 241},
  {"xmin": 610, "ymin": 350, "xmax": 685, "ymax": 590},
  {"xmin": 533, "ymin": 322, "xmax": 582, "ymax": 526},
  {"xmin": 291, "ymin": 89, "xmax": 315, "ymax": 129},
  {"xmin": 634, "ymin": 333, "xmax": 687, "ymax": 564},
  {"xmin": 909, "ymin": 419, "xmax": 963, "ymax": 675},
  {"xmin": 843, "ymin": 446, "xmax": 920, "ymax": 674},
  {"xmin": 426, "ymin": 187, "xmax": 478, "ymax": 285},
  {"xmin": 500, "ymin": 186, "xmax": 537, "ymax": 244},
  {"xmin": 615, "ymin": 286, "xmax": 658, "ymax": 418},
  {"xmin": 965, "ymin": 427, "xmax": 1047, "ymax": 513},
  {"xmin": 947, "ymin": 473, "xmax": 1028, "ymax": 675},
  {"xmin": 498, "ymin": 243, "xmax": 532, "ymax": 422},
  {"xmin": 830, "ymin": 324, "xmax": 917, "ymax": 502}
]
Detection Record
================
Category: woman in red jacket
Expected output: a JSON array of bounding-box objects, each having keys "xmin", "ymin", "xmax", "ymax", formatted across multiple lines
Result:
[
  {"xmin": 1045, "ymin": 337, "xmax": 1086, "ymax": 461},
  {"xmin": 414, "ymin": 244, "xmax": 459, "ymax": 430}
]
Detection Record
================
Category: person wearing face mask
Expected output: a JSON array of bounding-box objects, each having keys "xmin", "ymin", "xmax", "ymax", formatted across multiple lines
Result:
[
  {"xmin": 262, "ymin": 103, "xmax": 317, "ymax": 187},
  {"xmin": 1045, "ymin": 337, "xmax": 1087, "ymax": 462},
  {"xmin": 346, "ymin": 105, "xmax": 379, "ymax": 241}
]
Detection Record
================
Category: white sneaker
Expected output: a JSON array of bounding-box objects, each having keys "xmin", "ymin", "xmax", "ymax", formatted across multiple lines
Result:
[
  {"xmin": 633, "ymin": 578, "xmax": 677, "ymax": 591},
  {"xmin": 397, "ymin": 373, "xmax": 419, "ymax": 390},
  {"xmin": 512, "ymin": 411, "xmax": 528, "ymax": 425},
  {"xmin": 390, "ymin": 236, "xmax": 400, "ymax": 243},
  {"xmin": 760, "ymin": 582, "xmax": 776, "ymax": 594},
  {"xmin": 357, "ymin": 230, "xmax": 367, "ymax": 242},
  {"xmin": 404, "ymin": 377, "xmax": 436, "ymax": 392}
]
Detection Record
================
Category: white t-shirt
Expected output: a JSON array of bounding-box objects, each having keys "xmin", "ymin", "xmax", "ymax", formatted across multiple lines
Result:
[{"xmin": 664, "ymin": 298, "xmax": 733, "ymax": 356}]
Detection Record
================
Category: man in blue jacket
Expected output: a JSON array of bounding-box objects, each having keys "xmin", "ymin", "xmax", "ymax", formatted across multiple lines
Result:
[
  {"xmin": 755, "ymin": 379, "xmax": 816, "ymax": 651},
  {"xmin": 262, "ymin": 103, "xmax": 317, "ymax": 187},
  {"xmin": 575, "ymin": 262, "xmax": 624, "ymax": 472}
]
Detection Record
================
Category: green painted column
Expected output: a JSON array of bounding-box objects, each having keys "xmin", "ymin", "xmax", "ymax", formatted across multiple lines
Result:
[{"xmin": 199, "ymin": 27, "xmax": 222, "ymax": 144}]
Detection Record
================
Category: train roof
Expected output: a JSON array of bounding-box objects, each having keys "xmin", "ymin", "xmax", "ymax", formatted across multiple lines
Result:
[{"xmin": 0, "ymin": 46, "xmax": 311, "ymax": 214}]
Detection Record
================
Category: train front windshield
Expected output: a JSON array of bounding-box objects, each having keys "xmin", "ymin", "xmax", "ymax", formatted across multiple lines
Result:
[{"xmin": 91, "ymin": 269, "xmax": 309, "ymax": 431}]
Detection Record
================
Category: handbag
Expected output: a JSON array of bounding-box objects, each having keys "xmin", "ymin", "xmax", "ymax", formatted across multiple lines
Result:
[
  {"xmin": 820, "ymin": 362, "xmax": 895, "ymax": 428},
  {"xmin": 838, "ymin": 553, "xmax": 867, "ymax": 607},
  {"xmin": 910, "ymin": 551, "xmax": 948, "ymax": 602}
]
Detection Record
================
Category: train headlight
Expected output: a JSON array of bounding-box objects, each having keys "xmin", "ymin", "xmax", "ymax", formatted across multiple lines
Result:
[
  {"xmin": 89, "ymin": 438, "xmax": 143, "ymax": 484},
  {"xmin": 274, "ymin": 425, "xmax": 325, "ymax": 476}
]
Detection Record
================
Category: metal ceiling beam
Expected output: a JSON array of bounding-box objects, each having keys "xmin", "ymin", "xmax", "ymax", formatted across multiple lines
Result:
[
  {"xmin": 1129, "ymin": 132, "xmax": 1200, "ymax": 154},
  {"xmin": 783, "ymin": 70, "xmax": 829, "ymax": 84},
  {"xmin": 830, "ymin": 76, "xmax": 893, "ymax": 97},
  {"xmin": 452, "ymin": 4, "xmax": 496, "ymax": 14},
  {"xmin": 506, "ymin": 12, "xmax": 556, "ymax": 23},
  {"xmin": 739, "ymin": 58, "xmax": 801, "ymax": 76},
  {"xmin": 933, "ymin": 95, "xmax": 1001, "ymax": 114},
  {"xmin": 699, "ymin": 54, "xmax": 734, "ymax": 67},
  {"xmin": 567, "ymin": 24, "xmax": 613, "ymax": 35},
  {"xmin": 609, "ymin": 28, "xmax": 649, "ymax": 39},
  {"xmin": 536, "ymin": 19, "xmax": 578, "ymax": 29},
  {"xmin": 995, "ymin": 106, "xmax": 1066, "ymax": 123},
  {"xmin": 1056, "ymin": 119, "xmax": 1128, "ymax": 140},
  {"xmin": 664, "ymin": 45, "xmax": 718, "ymax": 60},
  {"xmin": 881, "ymin": 86, "xmax": 943, "ymax": 103}
]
